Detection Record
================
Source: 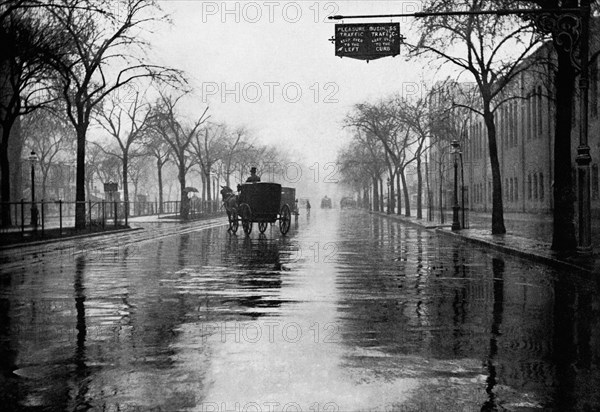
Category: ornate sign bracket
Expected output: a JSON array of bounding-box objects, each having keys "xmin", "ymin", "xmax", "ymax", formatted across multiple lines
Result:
[{"xmin": 520, "ymin": 10, "xmax": 582, "ymax": 71}]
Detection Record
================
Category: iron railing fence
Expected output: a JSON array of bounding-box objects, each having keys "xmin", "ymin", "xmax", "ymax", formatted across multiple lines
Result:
[{"xmin": 0, "ymin": 199, "xmax": 223, "ymax": 237}]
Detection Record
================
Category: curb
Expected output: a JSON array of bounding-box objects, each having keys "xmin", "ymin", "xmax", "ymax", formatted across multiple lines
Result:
[
  {"xmin": 434, "ymin": 228, "xmax": 593, "ymax": 275},
  {"xmin": 0, "ymin": 227, "xmax": 143, "ymax": 251},
  {"xmin": 372, "ymin": 211, "xmax": 595, "ymax": 275}
]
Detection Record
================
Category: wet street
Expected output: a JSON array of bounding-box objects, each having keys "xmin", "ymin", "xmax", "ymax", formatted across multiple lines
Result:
[{"xmin": 1, "ymin": 210, "xmax": 599, "ymax": 411}]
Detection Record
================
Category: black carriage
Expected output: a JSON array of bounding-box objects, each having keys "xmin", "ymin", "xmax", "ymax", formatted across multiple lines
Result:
[{"xmin": 229, "ymin": 183, "xmax": 292, "ymax": 235}]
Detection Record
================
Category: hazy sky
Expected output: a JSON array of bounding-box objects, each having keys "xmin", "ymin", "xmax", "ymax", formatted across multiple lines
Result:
[{"xmin": 147, "ymin": 1, "xmax": 437, "ymax": 167}]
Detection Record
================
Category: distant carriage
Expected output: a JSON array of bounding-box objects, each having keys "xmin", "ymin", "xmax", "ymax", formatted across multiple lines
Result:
[
  {"xmin": 340, "ymin": 196, "xmax": 357, "ymax": 209},
  {"xmin": 222, "ymin": 182, "xmax": 292, "ymax": 236},
  {"xmin": 321, "ymin": 196, "xmax": 332, "ymax": 209}
]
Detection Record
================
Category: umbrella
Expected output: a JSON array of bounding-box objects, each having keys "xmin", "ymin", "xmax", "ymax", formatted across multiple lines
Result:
[{"xmin": 183, "ymin": 187, "xmax": 199, "ymax": 193}]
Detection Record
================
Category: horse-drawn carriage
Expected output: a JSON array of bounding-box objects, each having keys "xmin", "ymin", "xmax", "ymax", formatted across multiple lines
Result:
[{"xmin": 221, "ymin": 182, "xmax": 292, "ymax": 235}]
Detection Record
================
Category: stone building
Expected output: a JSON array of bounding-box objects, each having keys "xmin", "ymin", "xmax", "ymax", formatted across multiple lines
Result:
[{"xmin": 429, "ymin": 41, "xmax": 600, "ymax": 220}]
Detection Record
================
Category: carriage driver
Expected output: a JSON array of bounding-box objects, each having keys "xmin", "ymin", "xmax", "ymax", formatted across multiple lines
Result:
[{"xmin": 246, "ymin": 167, "xmax": 261, "ymax": 183}]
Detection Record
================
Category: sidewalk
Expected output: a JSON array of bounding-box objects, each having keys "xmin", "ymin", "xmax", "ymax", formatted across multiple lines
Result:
[
  {"xmin": 375, "ymin": 209, "xmax": 600, "ymax": 275},
  {"xmin": 0, "ymin": 212, "xmax": 226, "ymax": 250}
]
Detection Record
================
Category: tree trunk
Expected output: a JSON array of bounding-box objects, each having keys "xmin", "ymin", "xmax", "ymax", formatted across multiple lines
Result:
[
  {"xmin": 379, "ymin": 178, "xmax": 384, "ymax": 212},
  {"xmin": 0, "ymin": 130, "xmax": 11, "ymax": 226},
  {"xmin": 206, "ymin": 170, "xmax": 212, "ymax": 202},
  {"xmin": 401, "ymin": 170, "xmax": 410, "ymax": 216},
  {"xmin": 396, "ymin": 173, "xmax": 402, "ymax": 215},
  {"xmin": 157, "ymin": 159, "xmax": 164, "ymax": 213},
  {"xmin": 416, "ymin": 154, "xmax": 423, "ymax": 219},
  {"xmin": 133, "ymin": 180, "xmax": 138, "ymax": 207},
  {"xmin": 425, "ymin": 153, "xmax": 431, "ymax": 221},
  {"xmin": 75, "ymin": 126, "xmax": 87, "ymax": 229},
  {"xmin": 122, "ymin": 154, "xmax": 129, "ymax": 203},
  {"xmin": 483, "ymin": 104, "xmax": 506, "ymax": 234},
  {"xmin": 387, "ymin": 171, "xmax": 394, "ymax": 214},
  {"xmin": 226, "ymin": 160, "xmax": 231, "ymax": 187},
  {"xmin": 122, "ymin": 153, "xmax": 129, "ymax": 220},
  {"xmin": 372, "ymin": 175, "xmax": 379, "ymax": 211},
  {"xmin": 178, "ymin": 160, "xmax": 188, "ymax": 219},
  {"xmin": 439, "ymin": 161, "xmax": 444, "ymax": 224},
  {"xmin": 42, "ymin": 169, "xmax": 48, "ymax": 201},
  {"xmin": 201, "ymin": 173, "xmax": 206, "ymax": 202},
  {"xmin": 551, "ymin": 47, "xmax": 577, "ymax": 251}
]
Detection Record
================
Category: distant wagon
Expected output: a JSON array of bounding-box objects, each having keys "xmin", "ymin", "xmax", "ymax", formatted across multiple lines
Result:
[
  {"xmin": 340, "ymin": 196, "xmax": 357, "ymax": 209},
  {"xmin": 321, "ymin": 195, "xmax": 332, "ymax": 209}
]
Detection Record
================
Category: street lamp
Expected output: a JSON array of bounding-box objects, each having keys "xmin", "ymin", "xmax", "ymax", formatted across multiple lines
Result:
[
  {"xmin": 28, "ymin": 151, "xmax": 39, "ymax": 229},
  {"xmin": 450, "ymin": 140, "xmax": 461, "ymax": 231}
]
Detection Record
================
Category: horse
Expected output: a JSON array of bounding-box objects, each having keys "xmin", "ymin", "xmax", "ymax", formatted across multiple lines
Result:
[{"xmin": 220, "ymin": 186, "xmax": 238, "ymax": 232}]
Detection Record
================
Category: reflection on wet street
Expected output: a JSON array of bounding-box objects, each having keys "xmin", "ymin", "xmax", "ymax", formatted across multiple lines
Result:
[{"xmin": 1, "ymin": 210, "xmax": 599, "ymax": 411}]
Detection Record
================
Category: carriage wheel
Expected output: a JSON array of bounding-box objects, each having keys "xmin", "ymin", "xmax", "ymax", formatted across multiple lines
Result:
[
  {"xmin": 239, "ymin": 203, "xmax": 252, "ymax": 235},
  {"xmin": 279, "ymin": 204, "xmax": 291, "ymax": 235},
  {"xmin": 258, "ymin": 222, "xmax": 268, "ymax": 233},
  {"xmin": 229, "ymin": 209, "xmax": 239, "ymax": 233}
]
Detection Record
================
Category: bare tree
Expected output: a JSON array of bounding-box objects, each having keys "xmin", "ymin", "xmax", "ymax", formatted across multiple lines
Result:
[
  {"xmin": 21, "ymin": 107, "xmax": 75, "ymax": 199},
  {"xmin": 143, "ymin": 127, "xmax": 171, "ymax": 213},
  {"xmin": 0, "ymin": 1, "xmax": 65, "ymax": 225},
  {"xmin": 48, "ymin": 0, "xmax": 183, "ymax": 228},
  {"xmin": 94, "ymin": 90, "xmax": 151, "ymax": 212},
  {"xmin": 86, "ymin": 143, "xmax": 121, "ymax": 197},
  {"xmin": 337, "ymin": 132, "xmax": 386, "ymax": 211},
  {"xmin": 149, "ymin": 91, "xmax": 209, "ymax": 219},
  {"xmin": 346, "ymin": 99, "xmax": 416, "ymax": 215},
  {"xmin": 220, "ymin": 126, "xmax": 249, "ymax": 187},
  {"xmin": 395, "ymin": 90, "xmax": 444, "ymax": 220},
  {"xmin": 412, "ymin": 0, "xmax": 543, "ymax": 234},
  {"xmin": 190, "ymin": 122, "xmax": 226, "ymax": 203},
  {"xmin": 127, "ymin": 155, "xmax": 150, "ymax": 205},
  {"xmin": 515, "ymin": 0, "xmax": 600, "ymax": 250}
]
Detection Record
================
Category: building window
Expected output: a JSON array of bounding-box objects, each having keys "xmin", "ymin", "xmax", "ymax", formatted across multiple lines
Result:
[
  {"xmin": 479, "ymin": 125, "xmax": 484, "ymax": 158},
  {"xmin": 528, "ymin": 174, "xmax": 532, "ymax": 200},
  {"xmin": 539, "ymin": 173, "xmax": 544, "ymax": 201},
  {"xmin": 521, "ymin": 100, "xmax": 526, "ymax": 142},
  {"xmin": 510, "ymin": 178, "xmax": 515, "ymax": 202},
  {"xmin": 515, "ymin": 179, "xmax": 519, "ymax": 202},
  {"xmin": 592, "ymin": 61, "xmax": 598, "ymax": 118},
  {"xmin": 508, "ymin": 103, "xmax": 513, "ymax": 147},
  {"xmin": 527, "ymin": 94, "xmax": 532, "ymax": 140},
  {"xmin": 533, "ymin": 173, "xmax": 538, "ymax": 200},
  {"xmin": 505, "ymin": 178, "xmax": 509, "ymax": 200},
  {"xmin": 501, "ymin": 106, "xmax": 506, "ymax": 149},
  {"xmin": 593, "ymin": 164, "xmax": 599, "ymax": 200},
  {"xmin": 532, "ymin": 90, "xmax": 538, "ymax": 140}
]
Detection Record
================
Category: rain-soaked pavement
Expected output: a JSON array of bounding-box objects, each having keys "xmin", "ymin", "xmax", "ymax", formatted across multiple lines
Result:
[{"xmin": 1, "ymin": 209, "xmax": 599, "ymax": 411}]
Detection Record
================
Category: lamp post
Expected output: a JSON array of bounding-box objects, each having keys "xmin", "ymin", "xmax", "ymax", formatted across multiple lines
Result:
[
  {"xmin": 28, "ymin": 151, "xmax": 38, "ymax": 229},
  {"xmin": 450, "ymin": 140, "xmax": 461, "ymax": 231},
  {"xmin": 576, "ymin": 0, "xmax": 592, "ymax": 253}
]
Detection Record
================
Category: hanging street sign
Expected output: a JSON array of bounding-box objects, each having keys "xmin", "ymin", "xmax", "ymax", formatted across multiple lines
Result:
[{"xmin": 334, "ymin": 23, "xmax": 402, "ymax": 61}]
